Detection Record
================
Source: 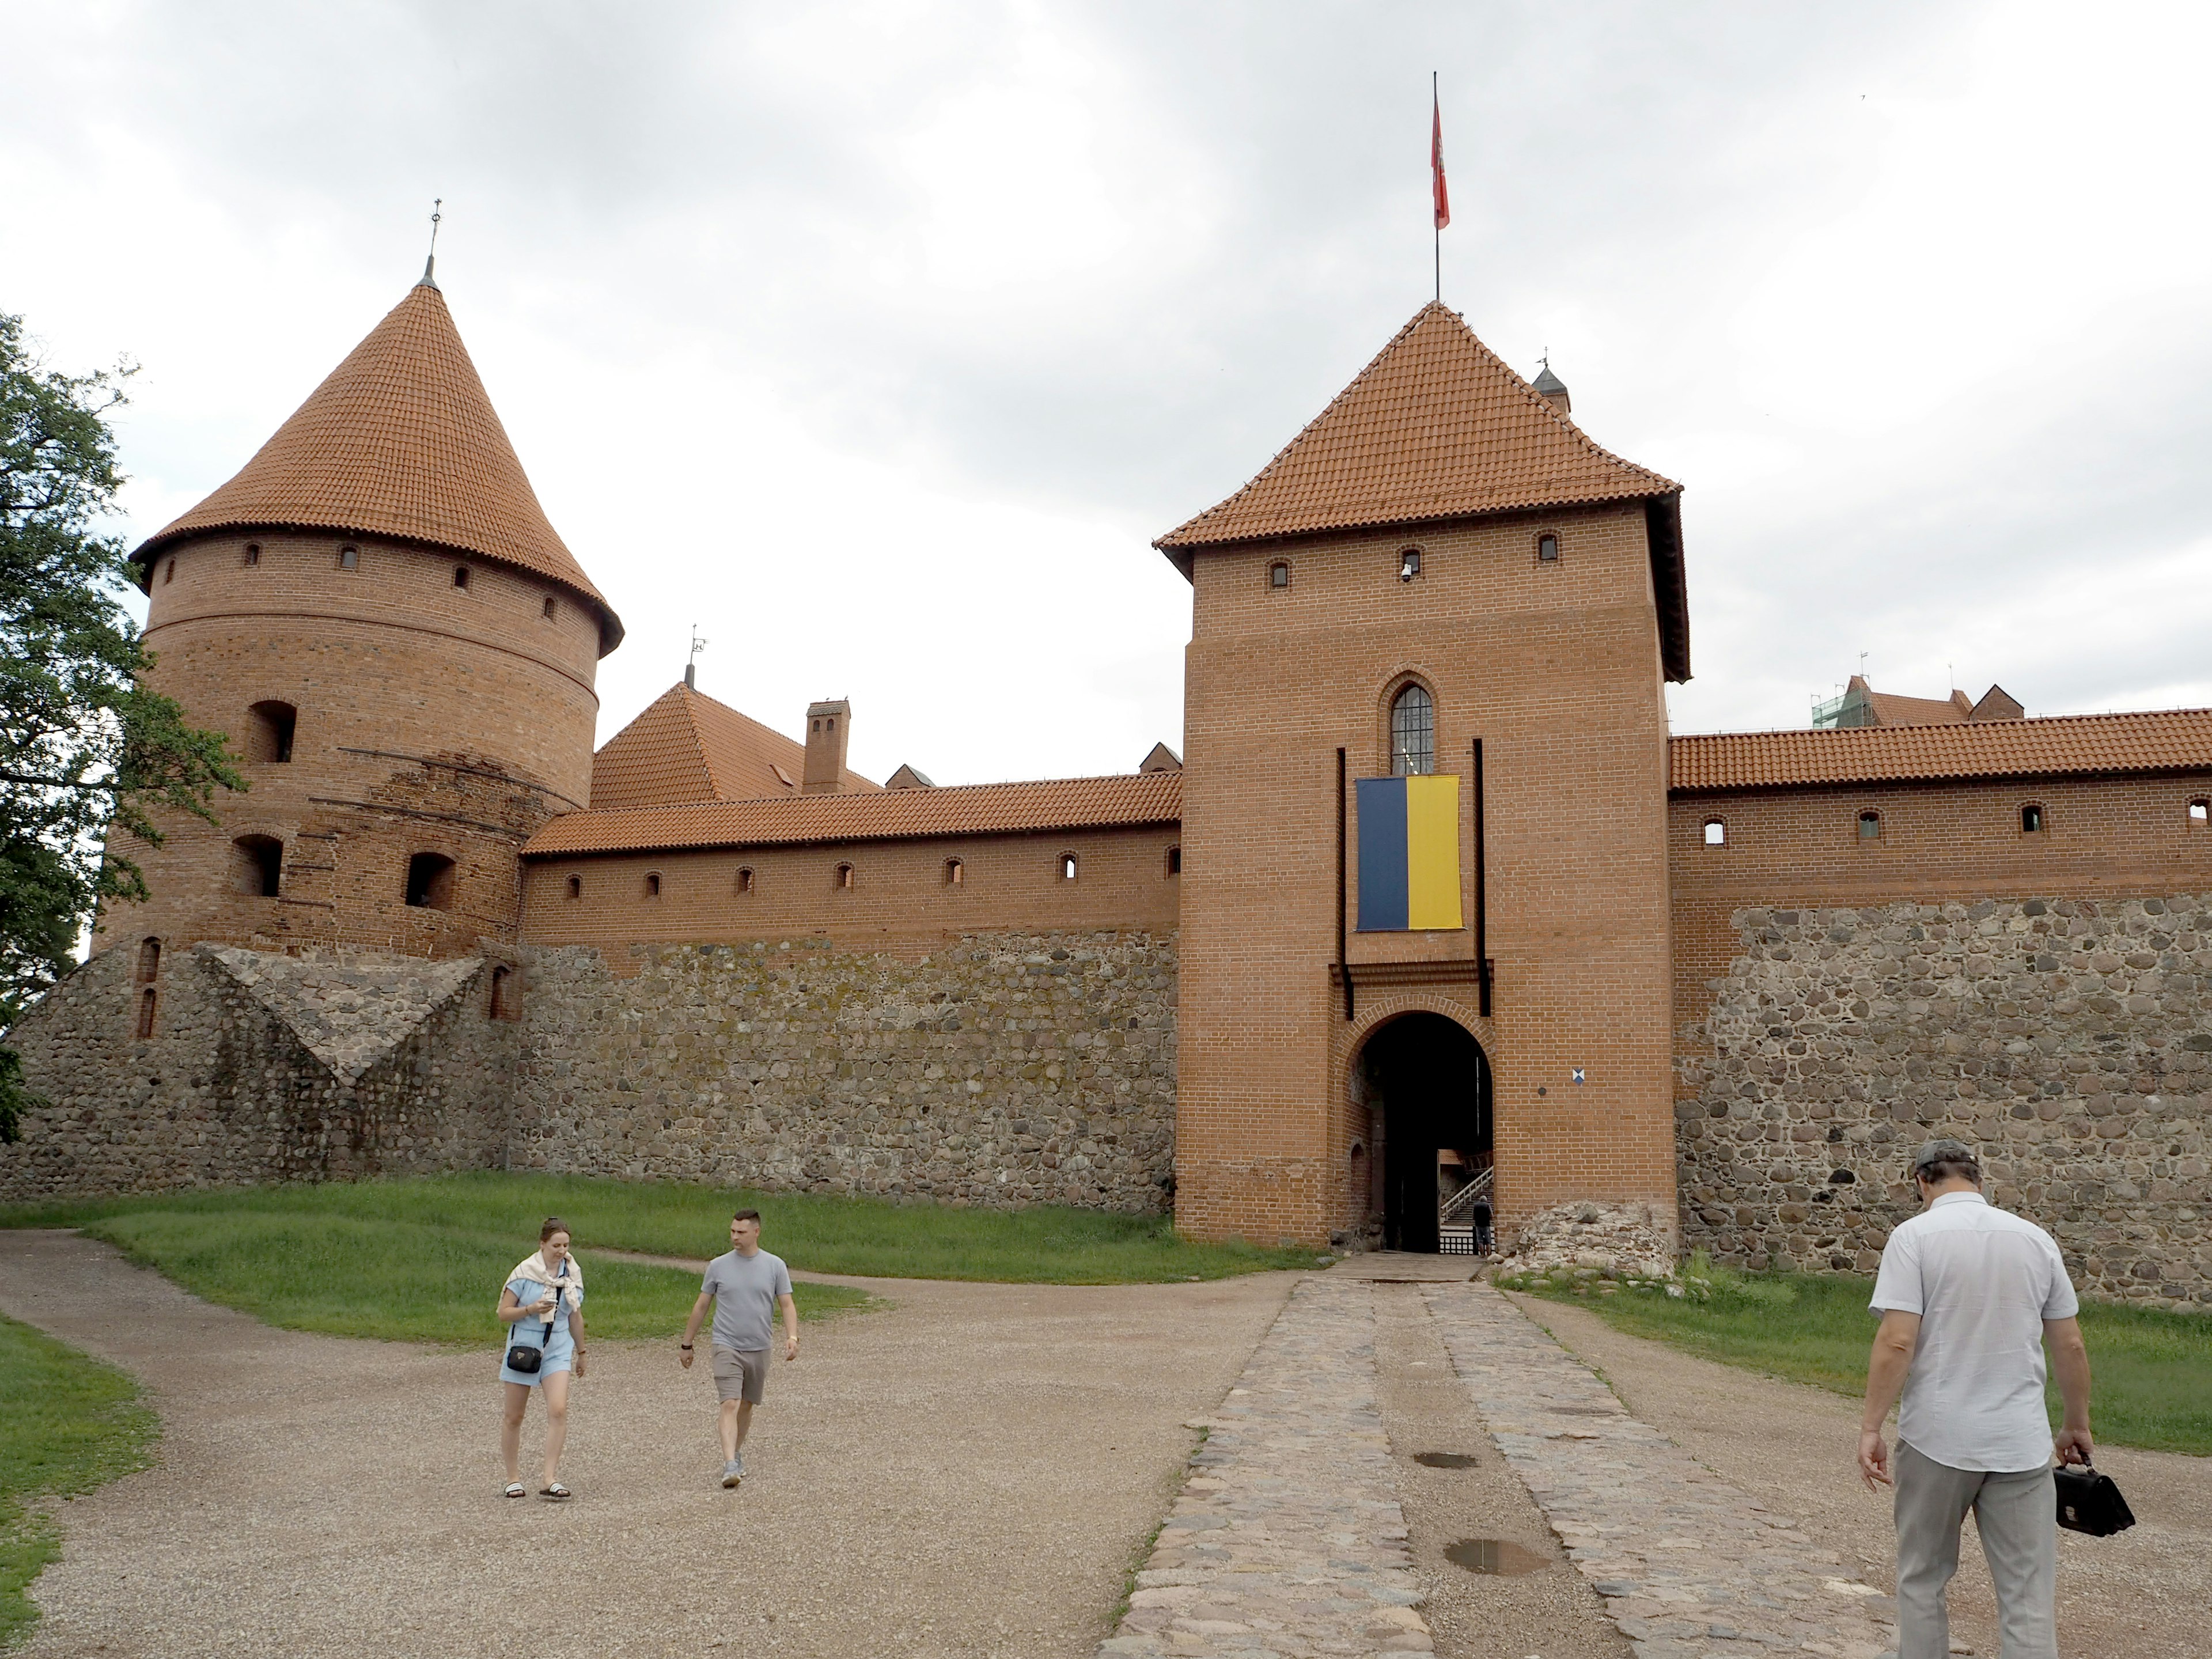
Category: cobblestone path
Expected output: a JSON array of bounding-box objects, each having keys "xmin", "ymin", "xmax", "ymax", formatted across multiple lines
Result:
[
  {"xmin": 1103, "ymin": 1274, "xmax": 1436, "ymax": 1656},
  {"xmin": 1425, "ymin": 1282, "xmax": 1899, "ymax": 1659}
]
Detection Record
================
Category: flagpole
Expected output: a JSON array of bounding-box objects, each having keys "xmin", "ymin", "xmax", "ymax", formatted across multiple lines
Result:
[{"xmin": 1433, "ymin": 71, "xmax": 1441, "ymax": 304}]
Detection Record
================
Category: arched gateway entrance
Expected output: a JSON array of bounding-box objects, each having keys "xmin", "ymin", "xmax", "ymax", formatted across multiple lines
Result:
[{"xmin": 1355, "ymin": 1013, "xmax": 1493, "ymax": 1252}]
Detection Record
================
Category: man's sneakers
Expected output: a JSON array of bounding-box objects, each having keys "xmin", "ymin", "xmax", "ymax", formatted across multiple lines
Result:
[{"xmin": 720, "ymin": 1455, "xmax": 744, "ymax": 1488}]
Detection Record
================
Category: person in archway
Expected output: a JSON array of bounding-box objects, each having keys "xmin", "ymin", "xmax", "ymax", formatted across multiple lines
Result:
[
  {"xmin": 497, "ymin": 1217, "xmax": 586, "ymax": 1500},
  {"xmin": 1469, "ymin": 1192, "xmax": 1494, "ymax": 1256},
  {"xmin": 680, "ymin": 1209, "xmax": 799, "ymax": 1488}
]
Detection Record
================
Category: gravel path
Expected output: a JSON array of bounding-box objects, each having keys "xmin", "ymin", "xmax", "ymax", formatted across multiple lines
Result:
[
  {"xmin": 0, "ymin": 1231, "xmax": 1296, "ymax": 1659},
  {"xmin": 1518, "ymin": 1294, "xmax": 2212, "ymax": 1659}
]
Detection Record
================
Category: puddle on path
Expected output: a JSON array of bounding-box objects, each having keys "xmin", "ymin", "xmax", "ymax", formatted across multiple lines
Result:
[
  {"xmin": 1442, "ymin": 1538, "xmax": 1550, "ymax": 1576},
  {"xmin": 1412, "ymin": 1451, "xmax": 1480, "ymax": 1469}
]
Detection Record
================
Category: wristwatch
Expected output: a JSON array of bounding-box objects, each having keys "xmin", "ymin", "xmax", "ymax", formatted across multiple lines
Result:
[{"xmin": 679, "ymin": 1342, "xmax": 693, "ymax": 1350}]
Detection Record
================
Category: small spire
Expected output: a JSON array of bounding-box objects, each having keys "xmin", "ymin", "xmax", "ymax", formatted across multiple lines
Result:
[
  {"xmin": 419, "ymin": 198, "xmax": 442, "ymax": 289},
  {"xmin": 1531, "ymin": 351, "xmax": 1571, "ymax": 420}
]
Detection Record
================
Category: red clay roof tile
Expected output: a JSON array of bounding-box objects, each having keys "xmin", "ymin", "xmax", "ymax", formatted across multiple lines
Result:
[
  {"xmin": 590, "ymin": 683, "xmax": 877, "ymax": 810},
  {"xmin": 135, "ymin": 282, "xmax": 622, "ymax": 653},
  {"xmin": 1156, "ymin": 302, "xmax": 1679, "ymax": 554},
  {"xmin": 527, "ymin": 771, "xmax": 1182, "ymax": 857},
  {"xmin": 1671, "ymin": 709, "xmax": 2212, "ymax": 791}
]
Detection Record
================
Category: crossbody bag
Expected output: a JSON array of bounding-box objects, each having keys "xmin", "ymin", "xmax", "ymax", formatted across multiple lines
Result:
[{"xmin": 503, "ymin": 1268, "xmax": 567, "ymax": 1374}]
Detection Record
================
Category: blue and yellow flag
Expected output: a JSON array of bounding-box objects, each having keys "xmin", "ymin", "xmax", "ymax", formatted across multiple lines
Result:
[{"xmin": 1357, "ymin": 775, "xmax": 1463, "ymax": 931}]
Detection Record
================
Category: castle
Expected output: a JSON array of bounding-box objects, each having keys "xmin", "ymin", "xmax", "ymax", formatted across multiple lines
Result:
[{"xmin": 6, "ymin": 271, "xmax": 2209, "ymax": 1306}]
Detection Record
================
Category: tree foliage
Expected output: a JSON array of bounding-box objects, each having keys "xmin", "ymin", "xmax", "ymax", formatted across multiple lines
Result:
[{"xmin": 0, "ymin": 311, "xmax": 244, "ymax": 1137}]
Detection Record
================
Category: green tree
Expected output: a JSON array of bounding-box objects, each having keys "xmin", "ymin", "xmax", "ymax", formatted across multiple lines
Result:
[{"xmin": 0, "ymin": 311, "xmax": 243, "ymax": 1139}]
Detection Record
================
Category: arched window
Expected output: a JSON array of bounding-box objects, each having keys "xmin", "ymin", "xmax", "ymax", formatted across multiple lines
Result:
[
  {"xmin": 338, "ymin": 545, "xmax": 358, "ymax": 570},
  {"xmin": 737, "ymin": 866, "xmax": 756, "ymax": 893},
  {"xmin": 2020, "ymin": 802, "xmax": 2046, "ymax": 834},
  {"xmin": 404, "ymin": 852, "xmax": 456, "ymax": 910},
  {"xmin": 644, "ymin": 872, "xmax": 662, "ymax": 898},
  {"xmin": 2192, "ymin": 798, "xmax": 2210, "ymax": 825},
  {"xmin": 565, "ymin": 875, "xmax": 582, "ymax": 900},
  {"xmin": 244, "ymin": 543, "xmax": 261, "ymax": 566},
  {"xmin": 247, "ymin": 700, "xmax": 296, "ymax": 764},
  {"xmin": 944, "ymin": 858, "xmax": 964, "ymax": 886},
  {"xmin": 1703, "ymin": 819, "xmax": 1726, "ymax": 847},
  {"xmin": 835, "ymin": 862, "xmax": 855, "ymax": 890},
  {"xmin": 1390, "ymin": 683, "xmax": 1435, "ymax": 776},
  {"xmin": 137, "ymin": 987, "xmax": 158, "ymax": 1040},
  {"xmin": 1166, "ymin": 845, "xmax": 1181, "ymax": 876},
  {"xmin": 453, "ymin": 565, "xmax": 471, "ymax": 589},
  {"xmin": 233, "ymin": 835, "xmax": 283, "ymax": 897},
  {"xmin": 137, "ymin": 938, "xmax": 162, "ymax": 982},
  {"xmin": 542, "ymin": 596, "xmax": 557, "ymax": 620},
  {"xmin": 1058, "ymin": 853, "xmax": 1078, "ymax": 881},
  {"xmin": 1858, "ymin": 810, "xmax": 1883, "ymax": 842},
  {"xmin": 490, "ymin": 965, "xmax": 513, "ymax": 1020}
]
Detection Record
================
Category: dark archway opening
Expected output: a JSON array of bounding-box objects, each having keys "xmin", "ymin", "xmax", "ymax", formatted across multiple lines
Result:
[{"xmin": 1361, "ymin": 1012, "xmax": 1491, "ymax": 1253}]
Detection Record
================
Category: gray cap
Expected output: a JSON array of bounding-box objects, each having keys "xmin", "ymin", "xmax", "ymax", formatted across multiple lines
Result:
[{"xmin": 1911, "ymin": 1138, "xmax": 1978, "ymax": 1176}]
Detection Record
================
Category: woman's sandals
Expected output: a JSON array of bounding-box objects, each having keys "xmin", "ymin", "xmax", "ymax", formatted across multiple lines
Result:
[
  {"xmin": 503, "ymin": 1482, "xmax": 527, "ymax": 1499},
  {"xmin": 539, "ymin": 1482, "xmax": 573, "ymax": 1501}
]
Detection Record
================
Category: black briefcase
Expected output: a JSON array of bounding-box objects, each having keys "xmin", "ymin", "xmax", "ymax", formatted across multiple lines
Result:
[{"xmin": 2054, "ymin": 1462, "xmax": 2135, "ymax": 1536}]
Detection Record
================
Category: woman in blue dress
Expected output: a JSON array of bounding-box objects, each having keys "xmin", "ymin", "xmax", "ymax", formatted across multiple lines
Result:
[{"xmin": 498, "ymin": 1217, "xmax": 587, "ymax": 1499}]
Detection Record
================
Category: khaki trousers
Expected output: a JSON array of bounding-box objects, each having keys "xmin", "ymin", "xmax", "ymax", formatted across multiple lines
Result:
[{"xmin": 1894, "ymin": 1439, "xmax": 2057, "ymax": 1659}]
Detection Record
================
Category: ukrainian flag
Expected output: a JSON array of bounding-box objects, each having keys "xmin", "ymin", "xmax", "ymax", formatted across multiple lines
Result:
[{"xmin": 1357, "ymin": 775, "xmax": 1464, "ymax": 931}]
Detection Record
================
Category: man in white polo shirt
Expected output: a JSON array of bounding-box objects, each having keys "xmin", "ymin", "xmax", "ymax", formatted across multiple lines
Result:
[{"xmin": 1858, "ymin": 1139, "xmax": 2093, "ymax": 1659}]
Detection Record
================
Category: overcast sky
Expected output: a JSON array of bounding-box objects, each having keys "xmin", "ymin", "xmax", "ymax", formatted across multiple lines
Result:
[{"xmin": 6, "ymin": 1, "xmax": 2208, "ymax": 785}]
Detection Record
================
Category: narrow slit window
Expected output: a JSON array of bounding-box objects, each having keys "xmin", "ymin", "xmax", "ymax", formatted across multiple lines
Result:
[
  {"xmin": 1390, "ymin": 683, "xmax": 1435, "ymax": 775},
  {"xmin": 645, "ymin": 872, "xmax": 662, "ymax": 898},
  {"xmin": 1059, "ymin": 853, "xmax": 1078, "ymax": 881},
  {"xmin": 1537, "ymin": 533, "xmax": 1560, "ymax": 563},
  {"xmin": 404, "ymin": 851, "xmax": 456, "ymax": 910},
  {"xmin": 2020, "ymin": 803, "xmax": 2046, "ymax": 834},
  {"xmin": 1166, "ymin": 845, "xmax": 1181, "ymax": 876},
  {"xmin": 1858, "ymin": 810, "xmax": 1883, "ymax": 841},
  {"xmin": 164, "ymin": 559, "xmax": 175, "ymax": 584},
  {"xmin": 137, "ymin": 938, "xmax": 162, "ymax": 981},
  {"xmin": 565, "ymin": 875, "xmax": 582, "ymax": 900},
  {"xmin": 737, "ymin": 866, "xmax": 755, "ymax": 894},
  {"xmin": 137, "ymin": 987, "xmax": 158, "ymax": 1040},
  {"xmin": 835, "ymin": 862, "xmax": 855, "ymax": 890},
  {"xmin": 244, "ymin": 543, "xmax": 261, "ymax": 566},
  {"xmin": 490, "ymin": 965, "xmax": 513, "ymax": 1020},
  {"xmin": 945, "ymin": 858, "xmax": 964, "ymax": 887},
  {"xmin": 1268, "ymin": 561, "xmax": 1290, "ymax": 589},
  {"xmin": 543, "ymin": 596, "xmax": 557, "ymax": 620},
  {"xmin": 453, "ymin": 566, "xmax": 471, "ymax": 589},
  {"xmin": 1703, "ymin": 819, "xmax": 1726, "ymax": 847}
]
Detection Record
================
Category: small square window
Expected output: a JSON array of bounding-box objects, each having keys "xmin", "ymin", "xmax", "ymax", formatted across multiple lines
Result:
[
  {"xmin": 453, "ymin": 566, "xmax": 471, "ymax": 589},
  {"xmin": 1858, "ymin": 810, "xmax": 1882, "ymax": 840},
  {"xmin": 1397, "ymin": 547, "xmax": 1421, "ymax": 581},
  {"xmin": 2190, "ymin": 799, "xmax": 2209, "ymax": 825},
  {"xmin": 339, "ymin": 546, "xmax": 358, "ymax": 570},
  {"xmin": 645, "ymin": 872, "xmax": 661, "ymax": 897},
  {"xmin": 1537, "ymin": 533, "xmax": 1559, "ymax": 563},
  {"xmin": 836, "ymin": 862, "xmax": 855, "ymax": 890},
  {"xmin": 2020, "ymin": 804, "xmax": 2045, "ymax": 834},
  {"xmin": 1703, "ymin": 819, "xmax": 1726, "ymax": 846},
  {"xmin": 737, "ymin": 866, "xmax": 755, "ymax": 893},
  {"xmin": 1268, "ymin": 562, "xmax": 1290, "ymax": 589},
  {"xmin": 244, "ymin": 543, "xmax": 261, "ymax": 566}
]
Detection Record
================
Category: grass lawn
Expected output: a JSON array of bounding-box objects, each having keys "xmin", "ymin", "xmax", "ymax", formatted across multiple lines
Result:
[
  {"xmin": 0, "ymin": 1316, "xmax": 157, "ymax": 1649},
  {"xmin": 1509, "ymin": 1262, "xmax": 2212, "ymax": 1457},
  {"xmin": 0, "ymin": 1172, "xmax": 1319, "ymax": 1346}
]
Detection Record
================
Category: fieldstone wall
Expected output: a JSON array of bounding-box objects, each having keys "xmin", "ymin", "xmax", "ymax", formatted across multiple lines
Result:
[
  {"xmin": 1677, "ymin": 895, "xmax": 2212, "ymax": 1306},
  {"xmin": 0, "ymin": 944, "xmax": 515, "ymax": 1202},
  {"xmin": 514, "ymin": 930, "xmax": 1177, "ymax": 1210}
]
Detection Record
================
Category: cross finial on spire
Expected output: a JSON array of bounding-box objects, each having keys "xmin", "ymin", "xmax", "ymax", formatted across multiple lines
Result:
[{"xmin": 421, "ymin": 198, "xmax": 443, "ymax": 289}]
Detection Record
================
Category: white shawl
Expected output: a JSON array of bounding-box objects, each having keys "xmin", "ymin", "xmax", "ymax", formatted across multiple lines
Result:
[{"xmin": 509, "ymin": 1251, "xmax": 584, "ymax": 1319}]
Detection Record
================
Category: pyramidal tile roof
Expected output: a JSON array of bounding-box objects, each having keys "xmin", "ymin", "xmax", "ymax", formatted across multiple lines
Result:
[
  {"xmin": 589, "ymin": 682, "xmax": 878, "ymax": 810},
  {"xmin": 1156, "ymin": 302, "xmax": 1680, "ymax": 554},
  {"xmin": 137, "ymin": 281, "xmax": 623, "ymax": 653},
  {"xmin": 528, "ymin": 770, "xmax": 1181, "ymax": 858},
  {"xmin": 1669, "ymin": 709, "xmax": 2212, "ymax": 791}
]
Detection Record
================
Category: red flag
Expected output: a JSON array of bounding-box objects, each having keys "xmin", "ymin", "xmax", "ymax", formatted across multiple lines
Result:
[{"xmin": 1431, "ymin": 87, "xmax": 1450, "ymax": 231}]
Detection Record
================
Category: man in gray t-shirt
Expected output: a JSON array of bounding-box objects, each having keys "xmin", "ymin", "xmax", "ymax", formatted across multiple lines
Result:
[{"xmin": 680, "ymin": 1210, "xmax": 799, "ymax": 1488}]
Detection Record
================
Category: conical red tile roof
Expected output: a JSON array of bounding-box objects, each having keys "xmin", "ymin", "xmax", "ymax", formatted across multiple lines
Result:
[
  {"xmin": 137, "ymin": 281, "xmax": 623, "ymax": 653},
  {"xmin": 1157, "ymin": 302, "xmax": 1679, "ymax": 554}
]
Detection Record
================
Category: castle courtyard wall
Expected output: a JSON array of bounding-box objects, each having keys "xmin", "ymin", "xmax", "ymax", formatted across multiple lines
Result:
[
  {"xmin": 1670, "ymin": 775, "xmax": 2212, "ymax": 1307},
  {"xmin": 513, "ymin": 930, "xmax": 1177, "ymax": 1212}
]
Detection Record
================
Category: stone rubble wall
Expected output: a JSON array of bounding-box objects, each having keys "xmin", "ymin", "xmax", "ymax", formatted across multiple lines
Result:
[
  {"xmin": 0, "ymin": 944, "xmax": 515, "ymax": 1203},
  {"xmin": 513, "ymin": 931, "xmax": 1177, "ymax": 1210},
  {"xmin": 1677, "ymin": 895, "xmax": 2212, "ymax": 1306}
]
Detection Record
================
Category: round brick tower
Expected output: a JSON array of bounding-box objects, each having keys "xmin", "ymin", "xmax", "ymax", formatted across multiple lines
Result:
[{"xmin": 107, "ymin": 271, "xmax": 623, "ymax": 963}]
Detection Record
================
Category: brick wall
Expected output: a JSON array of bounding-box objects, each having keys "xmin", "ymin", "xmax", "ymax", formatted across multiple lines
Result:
[
  {"xmin": 513, "ymin": 931, "xmax": 1177, "ymax": 1210},
  {"xmin": 1176, "ymin": 502, "xmax": 1679, "ymax": 1246},
  {"xmin": 0, "ymin": 941, "xmax": 516, "ymax": 1203},
  {"xmin": 1669, "ymin": 774, "xmax": 2212, "ymax": 1305}
]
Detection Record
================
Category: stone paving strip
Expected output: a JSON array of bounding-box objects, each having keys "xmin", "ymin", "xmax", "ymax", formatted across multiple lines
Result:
[
  {"xmin": 1100, "ymin": 1274, "xmax": 1435, "ymax": 1657},
  {"xmin": 1424, "ymin": 1281, "xmax": 1899, "ymax": 1659}
]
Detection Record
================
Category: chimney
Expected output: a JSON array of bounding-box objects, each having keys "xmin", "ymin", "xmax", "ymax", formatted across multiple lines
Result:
[
  {"xmin": 1531, "ymin": 361, "xmax": 1572, "ymax": 423},
  {"xmin": 802, "ymin": 699, "xmax": 850, "ymax": 794}
]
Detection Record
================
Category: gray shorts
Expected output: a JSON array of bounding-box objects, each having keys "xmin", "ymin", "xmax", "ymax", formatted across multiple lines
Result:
[{"xmin": 711, "ymin": 1345, "xmax": 769, "ymax": 1404}]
